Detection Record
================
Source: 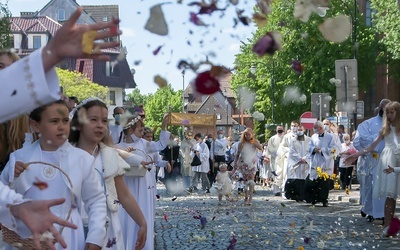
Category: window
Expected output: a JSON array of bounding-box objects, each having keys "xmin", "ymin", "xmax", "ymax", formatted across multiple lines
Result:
[
  {"xmin": 365, "ymin": 1, "xmax": 376, "ymax": 27},
  {"xmin": 58, "ymin": 9, "xmax": 65, "ymax": 21},
  {"xmin": 9, "ymin": 35, "xmax": 14, "ymax": 48},
  {"xmin": 33, "ymin": 36, "xmax": 41, "ymax": 49},
  {"xmin": 78, "ymin": 60, "xmax": 85, "ymax": 73},
  {"xmin": 105, "ymin": 61, "xmax": 120, "ymax": 76},
  {"xmin": 103, "ymin": 16, "xmax": 108, "ymax": 22},
  {"xmin": 216, "ymin": 113, "xmax": 221, "ymax": 120},
  {"xmin": 109, "ymin": 91, "xmax": 116, "ymax": 105}
]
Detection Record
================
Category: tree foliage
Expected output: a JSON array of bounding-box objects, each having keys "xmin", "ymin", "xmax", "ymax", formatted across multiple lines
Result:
[
  {"xmin": 371, "ymin": 0, "xmax": 400, "ymax": 79},
  {"xmin": 0, "ymin": 1, "xmax": 11, "ymax": 49},
  {"xmin": 231, "ymin": 0, "xmax": 377, "ymax": 126},
  {"xmin": 141, "ymin": 85, "xmax": 183, "ymax": 138},
  {"xmin": 126, "ymin": 88, "xmax": 148, "ymax": 106},
  {"xmin": 57, "ymin": 68, "xmax": 109, "ymax": 102}
]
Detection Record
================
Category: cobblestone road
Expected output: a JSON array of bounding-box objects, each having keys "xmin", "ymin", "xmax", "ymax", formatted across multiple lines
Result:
[
  {"xmin": 154, "ymin": 184, "xmax": 400, "ymax": 250},
  {"xmin": 2, "ymin": 184, "xmax": 400, "ymax": 249}
]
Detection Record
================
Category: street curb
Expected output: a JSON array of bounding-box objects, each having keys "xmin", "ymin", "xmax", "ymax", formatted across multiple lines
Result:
[{"xmin": 331, "ymin": 194, "xmax": 360, "ymax": 204}]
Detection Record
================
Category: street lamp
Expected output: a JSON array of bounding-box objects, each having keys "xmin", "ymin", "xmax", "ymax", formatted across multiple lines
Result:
[
  {"xmin": 223, "ymin": 88, "xmax": 229, "ymax": 133},
  {"xmin": 181, "ymin": 68, "xmax": 186, "ymax": 113},
  {"xmin": 250, "ymin": 60, "xmax": 275, "ymax": 123}
]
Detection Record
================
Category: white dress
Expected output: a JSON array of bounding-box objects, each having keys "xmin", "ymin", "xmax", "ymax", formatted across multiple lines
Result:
[
  {"xmin": 92, "ymin": 144, "xmax": 130, "ymax": 249},
  {"xmin": 214, "ymin": 171, "xmax": 232, "ymax": 195},
  {"xmin": 237, "ymin": 142, "xmax": 259, "ymax": 181},
  {"xmin": 373, "ymin": 126, "xmax": 400, "ymax": 199},
  {"xmin": 116, "ymin": 131, "xmax": 170, "ymax": 250}
]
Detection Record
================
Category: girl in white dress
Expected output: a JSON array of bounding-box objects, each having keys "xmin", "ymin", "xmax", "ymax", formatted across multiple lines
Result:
[
  {"xmin": 233, "ymin": 128, "xmax": 263, "ymax": 205},
  {"xmin": 0, "ymin": 100, "xmax": 107, "ymax": 249},
  {"xmin": 214, "ymin": 163, "xmax": 233, "ymax": 205},
  {"xmin": 116, "ymin": 114, "xmax": 170, "ymax": 250},
  {"xmin": 346, "ymin": 101, "xmax": 400, "ymax": 232},
  {"xmin": 69, "ymin": 98, "xmax": 148, "ymax": 249}
]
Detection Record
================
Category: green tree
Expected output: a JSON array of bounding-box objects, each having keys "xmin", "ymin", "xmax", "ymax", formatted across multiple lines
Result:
[
  {"xmin": 144, "ymin": 85, "xmax": 182, "ymax": 138},
  {"xmin": 126, "ymin": 88, "xmax": 148, "ymax": 106},
  {"xmin": 371, "ymin": 0, "xmax": 400, "ymax": 80},
  {"xmin": 57, "ymin": 68, "xmax": 109, "ymax": 102},
  {"xmin": 0, "ymin": 1, "xmax": 11, "ymax": 48},
  {"xmin": 231, "ymin": 0, "xmax": 377, "ymax": 126}
]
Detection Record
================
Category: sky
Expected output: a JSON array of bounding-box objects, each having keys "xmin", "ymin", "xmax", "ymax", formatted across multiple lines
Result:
[{"xmin": 7, "ymin": 0, "xmax": 258, "ymax": 95}]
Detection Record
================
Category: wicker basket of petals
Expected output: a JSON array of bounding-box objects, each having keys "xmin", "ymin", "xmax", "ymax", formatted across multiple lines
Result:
[{"xmin": 1, "ymin": 161, "xmax": 75, "ymax": 249}]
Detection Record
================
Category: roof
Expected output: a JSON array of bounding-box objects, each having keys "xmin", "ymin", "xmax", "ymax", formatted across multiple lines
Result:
[
  {"xmin": 82, "ymin": 5, "xmax": 119, "ymax": 23},
  {"xmin": 10, "ymin": 16, "xmax": 61, "ymax": 35},
  {"xmin": 75, "ymin": 59, "xmax": 94, "ymax": 81},
  {"xmin": 195, "ymin": 95, "xmax": 238, "ymax": 125}
]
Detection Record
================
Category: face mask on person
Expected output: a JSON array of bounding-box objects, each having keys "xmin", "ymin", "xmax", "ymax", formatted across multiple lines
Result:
[
  {"xmin": 324, "ymin": 125, "xmax": 330, "ymax": 132},
  {"xmin": 217, "ymin": 134, "xmax": 223, "ymax": 139},
  {"xmin": 277, "ymin": 129, "xmax": 284, "ymax": 134},
  {"xmin": 297, "ymin": 131, "xmax": 304, "ymax": 136},
  {"xmin": 313, "ymin": 128, "xmax": 318, "ymax": 134},
  {"xmin": 207, "ymin": 138, "xmax": 212, "ymax": 142},
  {"xmin": 114, "ymin": 114, "xmax": 121, "ymax": 123},
  {"xmin": 379, "ymin": 108, "xmax": 384, "ymax": 117},
  {"xmin": 291, "ymin": 126, "xmax": 297, "ymax": 133}
]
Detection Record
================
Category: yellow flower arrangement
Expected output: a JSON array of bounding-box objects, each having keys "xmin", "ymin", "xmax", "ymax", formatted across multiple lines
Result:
[
  {"xmin": 316, "ymin": 166, "xmax": 330, "ymax": 180},
  {"xmin": 372, "ymin": 152, "xmax": 379, "ymax": 160},
  {"xmin": 331, "ymin": 173, "xmax": 341, "ymax": 190},
  {"xmin": 331, "ymin": 148, "xmax": 337, "ymax": 160}
]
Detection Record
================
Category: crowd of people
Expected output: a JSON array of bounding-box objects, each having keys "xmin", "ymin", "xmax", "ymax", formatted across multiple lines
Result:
[{"xmin": 1, "ymin": 6, "xmax": 400, "ymax": 250}]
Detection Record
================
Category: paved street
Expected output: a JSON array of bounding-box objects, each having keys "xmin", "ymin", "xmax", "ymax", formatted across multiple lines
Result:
[
  {"xmin": 154, "ymin": 184, "xmax": 400, "ymax": 250},
  {"xmin": 2, "ymin": 184, "xmax": 400, "ymax": 249}
]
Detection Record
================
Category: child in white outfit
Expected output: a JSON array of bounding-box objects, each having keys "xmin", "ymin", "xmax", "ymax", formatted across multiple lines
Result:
[{"xmin": 214, "ymin": 164, "xmax": 233, "ymax": 204}]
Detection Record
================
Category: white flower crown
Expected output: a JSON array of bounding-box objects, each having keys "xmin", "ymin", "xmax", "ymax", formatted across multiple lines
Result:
[
  {"xmin": 70, "ymin": 97, "xmax": 105, "ymax": 119},
  {"xmin": 124, "ymin": 115, "xmax": 142, "ymax": 129}
]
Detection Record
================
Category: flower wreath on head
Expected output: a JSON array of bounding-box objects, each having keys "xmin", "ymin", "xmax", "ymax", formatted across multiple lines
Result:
[
  {"xmin": 123, "ymin": 115, "xmax": 142, "ymax": 130},
  {"xmin": 70, "ymin": 97, "xmax": 105, "ymax": 119}
]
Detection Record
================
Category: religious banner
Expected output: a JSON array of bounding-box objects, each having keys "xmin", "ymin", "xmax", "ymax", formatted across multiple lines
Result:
[{"xmin": 168, "ymin": 112, "xmax": 216, "ymax": 127}]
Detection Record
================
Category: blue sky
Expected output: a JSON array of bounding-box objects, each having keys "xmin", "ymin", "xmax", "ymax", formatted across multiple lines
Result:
[{"xmin": 7, "ymin": 0, "xmax": 257, "ymax": 95}]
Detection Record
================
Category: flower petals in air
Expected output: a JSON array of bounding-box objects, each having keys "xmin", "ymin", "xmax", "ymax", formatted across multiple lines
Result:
[
  {"xmin": 236, "ymin": 9, "xmax": 251, "ymax": 25},
  {"xmin": 387, "ymin": 217, "xmax": 400, "ymax": 236},
  {"xmin": 154, "ymin": 75, "xmax": 168, "ymax": 88},
  {"xmin": 318, "ymin": 15, "xmax": 351, "ymax": 43},
  {"xmin": 33, "ymin": 177, "xmax": 48, "ymax": 190},
  {"xmin": 192, "ymin": 70, "xmax": 220, "ymax": 95},
  {"xmin": 190, "ymin": 12, "xmax": 207, "ymax": 26},
  {"xmin": 257, "ymin": 0, "xmax": 273, "ymax": 15},
  {"xmin": 291, "ymin": 60, "xmax": 304, "ymax": 74},
  {"xmin": 253, "ymin": 31, "xmax": 282, "ymax": 57},
  {"xmin": 163, "ymin": 213, "xmax": 168, "ymax": 222},
  {"xmin": 189, "ymin": 0, "xmax": 224, "ymax": 15},
  {"xmin": 145, "ymin": 4, "xmax": 169, "ymax": 36},
  {"xmin": 253, "ymin": 12, "xmax": 268, "ymax": 28},
  {"xmin": 153, "ymin": 45, "xmax": 164, "ymax": 55},
  {"xmin": 181, "ymin": 119, "xmax": 190, "ymax": 125}
]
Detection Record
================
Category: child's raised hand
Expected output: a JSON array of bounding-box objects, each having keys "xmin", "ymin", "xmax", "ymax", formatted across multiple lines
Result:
[
  {"xmin": 14, "ymin": 161, "xmax": 27, "ymax": 178},
  {"xmin": 43, "ymin": 7, "xmax": 121, "ymax": 72}
]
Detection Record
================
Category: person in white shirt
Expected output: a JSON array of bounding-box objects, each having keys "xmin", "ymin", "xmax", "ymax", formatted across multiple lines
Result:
[
  {"xmin": 210, "ymin": 130, "xmax": 230, "ymax": 185},
  {"xmin": 109, "ymin": 106, "xmax": 125, "ymax": 144},
  {"xmin": 0, "ymin": 7, "xmax": 120, "ymax": 249}
]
